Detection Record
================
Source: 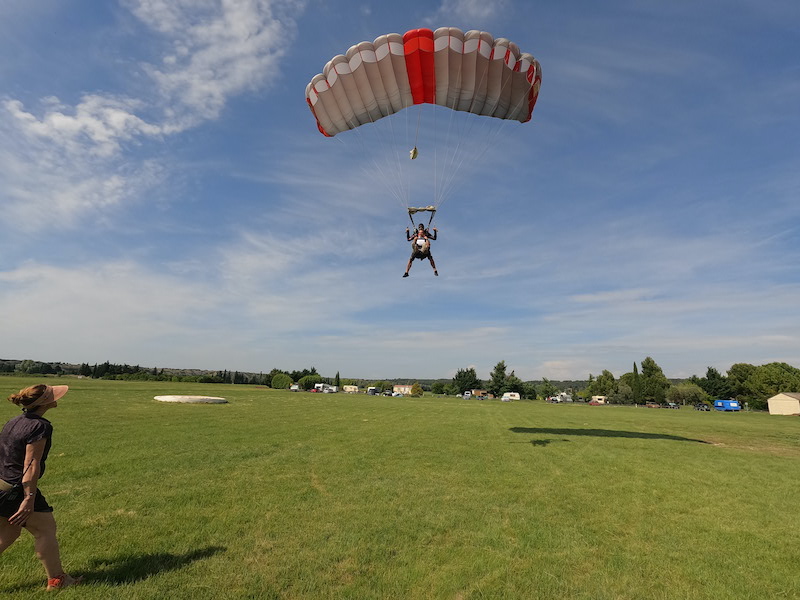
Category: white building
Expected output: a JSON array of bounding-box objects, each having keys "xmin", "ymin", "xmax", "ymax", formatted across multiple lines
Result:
[{"xmin": 767, "ymin": 392, "xmax": 800, "ymax": 415}]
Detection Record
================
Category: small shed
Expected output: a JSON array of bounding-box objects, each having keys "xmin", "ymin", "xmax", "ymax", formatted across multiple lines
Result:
[
  {"xmin": 767, "ymin": 392, "xmax": 800, "ymax": 416},
  {"xmin": 714, "ymin": 399, "xmax": 741, "ymax": 411}
]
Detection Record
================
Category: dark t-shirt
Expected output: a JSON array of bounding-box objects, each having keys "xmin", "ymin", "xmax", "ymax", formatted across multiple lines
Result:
[{"xmin": 0, "ymin": 413, "xmax": 53, "ymax": 483}]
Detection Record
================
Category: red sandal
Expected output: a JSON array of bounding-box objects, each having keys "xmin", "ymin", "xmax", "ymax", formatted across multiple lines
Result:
[{"xmin": 46, "ymin": 574, "xmax": 83, "ymax": 591}]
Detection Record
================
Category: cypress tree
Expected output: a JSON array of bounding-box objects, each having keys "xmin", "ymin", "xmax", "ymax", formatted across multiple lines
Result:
[{"xmin": 632, "ymin": 362, "xmax": 642, "ymax": 404}]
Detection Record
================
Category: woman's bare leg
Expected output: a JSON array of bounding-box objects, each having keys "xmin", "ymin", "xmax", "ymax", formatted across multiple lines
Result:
[
  {"xmin": 0, "ymin": 518, "xmax": 23, "ymax": 553},
  {"xmin": 23, "ymin": 512, "xmax": 64, "ymax": 578}
]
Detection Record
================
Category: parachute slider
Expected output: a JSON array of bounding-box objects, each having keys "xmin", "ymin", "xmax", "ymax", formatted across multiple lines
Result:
[
  {"xmin": 407, "ymin": 206, "xmax": 436, "ymax": 215},
  {"xmin": 410, "ymin": 146, "xmax": 418, "ymax": 160},
  {"xmin": 408, "ymin": 206, "xmax": 437, "ymax": 228}
]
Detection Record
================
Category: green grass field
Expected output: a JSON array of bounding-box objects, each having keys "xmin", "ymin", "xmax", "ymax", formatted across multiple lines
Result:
[{"xmin": 1, "ymin": 377, "xmax": 798, "ymax": 599}]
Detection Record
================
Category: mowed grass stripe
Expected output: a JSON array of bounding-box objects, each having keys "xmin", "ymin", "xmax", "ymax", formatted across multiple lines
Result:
[{"xmin": 1, "ymin": 377, "xmax": 798, "ymax": 599}]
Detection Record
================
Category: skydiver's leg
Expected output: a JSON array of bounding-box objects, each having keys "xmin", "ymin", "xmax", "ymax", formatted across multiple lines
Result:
[
  {"xmin": 428, "ymin": 253, "xmax": 438, "ymax": 276},
  {"xmin": 404, "ymin": 254, "xmax": 414, "ymax": 277}
]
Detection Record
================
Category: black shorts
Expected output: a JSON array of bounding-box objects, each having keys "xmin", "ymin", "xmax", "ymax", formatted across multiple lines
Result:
[{"xmin": 0, "ymin": 488, "xmax": 53, "ymax": 518}]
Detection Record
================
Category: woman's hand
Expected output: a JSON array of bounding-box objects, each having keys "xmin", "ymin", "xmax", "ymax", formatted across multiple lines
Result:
[{"xmin": 8, "ymin": 495, "xmax": 35, "ymax": 526}]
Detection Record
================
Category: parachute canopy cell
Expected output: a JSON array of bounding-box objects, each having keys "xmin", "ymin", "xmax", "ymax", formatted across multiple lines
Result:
[{"xmin": 305, "ymin": 27, "xmax": 542, "ymax": 137}]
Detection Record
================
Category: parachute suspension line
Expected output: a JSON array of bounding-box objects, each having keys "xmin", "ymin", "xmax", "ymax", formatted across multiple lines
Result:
[
  {"xmin": 385, "ymin": 101, "xmax": 411, "ymax": 208},
  {"xmin": 434, "ymin": 48, "xmax": 498, "ymax": 211},
  {"xmin": 368, "ymin": 98, "xmax": 411, "ymax": 213},
  {"xmin": 345, "ymin": 117, "xmax": 408, "ymax": 213},
  {"xmin": 412, "ymin": 107, "xmax": 422, "ymax": 160},
  {"xmin": 437, "ymin": 58, "xmax": 533, "ymax": 212},
  {"xmin": 433, "ymin": 101, "xmax": 438, "ymax": 208},
  {"xmin": 436, "ymin": 57, "xmax": 471, "ymax": 208},
  {"xmin": 346, "ymin": 95, "xmax": 409, "ymax": 212}
]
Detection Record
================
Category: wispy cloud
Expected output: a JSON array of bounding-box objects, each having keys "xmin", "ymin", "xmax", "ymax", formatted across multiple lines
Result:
[
  {"xmin": 126, "ymin": 0, "xmax": 300, "ymax": 125},
  {"xmin": 0, "ymin": 0, "xmax": 304, "ymax": 231},
  {"xmin": 424, "ymin": 0, "xmax": 511, "ymax": 27}
]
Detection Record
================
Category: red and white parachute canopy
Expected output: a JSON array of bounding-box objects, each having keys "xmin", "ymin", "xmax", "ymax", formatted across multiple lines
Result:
[{"xmin": 305, "ymin": 27, "xmax": 542, "ymax": 138}]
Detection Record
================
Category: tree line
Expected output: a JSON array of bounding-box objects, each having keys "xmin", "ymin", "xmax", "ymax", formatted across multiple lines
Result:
[
  {"xmin": 3, "ymin": 357, "xmax": 799, "ymax": 410},
  {"xmin": 558, "ymin": 358, "xmax": 799, "ymax": 410},
  {"xmin": 433, "ymin": 357, "xmax": 800, "ymax": 410}
]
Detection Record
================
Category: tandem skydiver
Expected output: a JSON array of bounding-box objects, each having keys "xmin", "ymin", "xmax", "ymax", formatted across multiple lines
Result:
[{"xmin": 403, "ymin": 223, "xmax": 438, "ymax": 277}]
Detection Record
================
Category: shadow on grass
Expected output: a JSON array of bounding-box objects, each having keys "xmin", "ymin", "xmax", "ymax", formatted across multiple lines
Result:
[
  {"xmin": 511, "ymin": 438, "xmax": 572, "ymax": 447},
  {"xmin": 83, "ymin": 545, "xmax": 226, "ymax": 585},
  {"xmin": 0, "ymin": 546, "xmax": 226, "ymax": 593},
  {"xmin": 509, "ymin": 427, "xmax": 709, "ymax": 444}
]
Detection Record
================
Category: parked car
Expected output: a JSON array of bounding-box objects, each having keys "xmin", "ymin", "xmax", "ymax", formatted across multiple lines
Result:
[
  {"xmin": 694, "ymin": 403, "xmax": 710, "ymax": 411},
  {"xmin": 666, "ymin": 402, "xmax": 680, "ymax": 409},
  {"xmin": 289, "ymin": 384, "xmax": 300, "ymax": 392},
  {"xmin": 392, "ymin": 392, "xmax": 403, "ymax": 397},
  {"xmin": 645, "ymin": 402, "xmax": 660, "ymax": 408},
  {"xmin": 588, "ymin": 400, "xmax": 603, "ymax": 406}
]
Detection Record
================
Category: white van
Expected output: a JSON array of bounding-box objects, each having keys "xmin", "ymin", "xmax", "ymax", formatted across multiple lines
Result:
[{"xmin": 463, "ymin": 391, "xmax": 472, "ymax": 399}]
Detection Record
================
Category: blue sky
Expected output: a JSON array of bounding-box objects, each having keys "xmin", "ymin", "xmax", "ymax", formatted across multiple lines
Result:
[{"xmin": 1, "ymin": 0, "xmax": 799, "ymax": 381}]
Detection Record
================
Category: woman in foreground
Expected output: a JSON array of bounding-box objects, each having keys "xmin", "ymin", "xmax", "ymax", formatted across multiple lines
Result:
[{"xmin": 0, "ymin": 384, "xmax": 82, "ymax": 591}]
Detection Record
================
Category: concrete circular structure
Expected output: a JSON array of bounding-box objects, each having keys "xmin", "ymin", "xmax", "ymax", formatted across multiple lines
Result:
[{"xmin": 154, "ymin": 395, "xmax": 227, "ymax": 404}]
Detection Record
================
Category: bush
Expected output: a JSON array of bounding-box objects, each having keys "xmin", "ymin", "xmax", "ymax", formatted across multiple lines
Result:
[
  {"xmin": 431, "ymin": 382, "xmax": 446, "ymax": 395},
  {"xmin": 298, "ymin": 374, "xmax": 324, "ymax": 390},
  {"xmin": 271, "ymin": 373, "xmax": 293, "ymax": 389}
]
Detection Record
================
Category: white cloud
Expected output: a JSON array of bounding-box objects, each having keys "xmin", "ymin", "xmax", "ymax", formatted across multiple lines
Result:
[
  {"xmin": 424, "ymin": 0, "xmax": 511, "ymax": 26},
  {"xmin": 0, "ymin": 109, "xmax": 164, "ymax": 228},
  {"xmin": 4, "ymin": 96, "xmax": 163, "ymax": 158},
  {"xmin": 0, "ymin": 0, "xmax": 304, "ymax": 231},
  {"xmin": 128, "ymin": 0, "xmax": 299, "ymax": 124}
]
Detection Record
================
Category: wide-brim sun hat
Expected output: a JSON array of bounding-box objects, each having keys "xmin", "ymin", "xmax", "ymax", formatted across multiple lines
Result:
[{"xmin": 27, "ymin": 385, "xmax": 70, "ymax": 409}]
